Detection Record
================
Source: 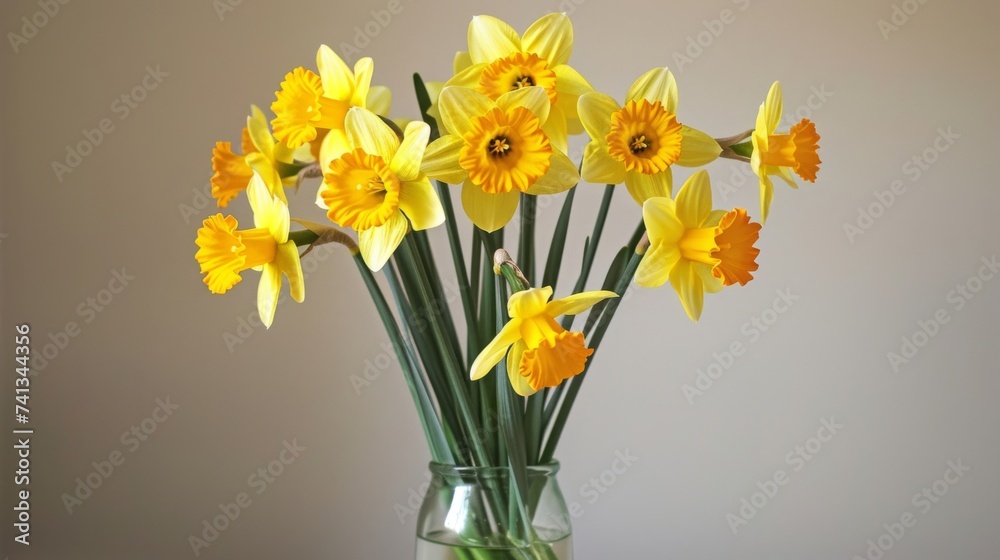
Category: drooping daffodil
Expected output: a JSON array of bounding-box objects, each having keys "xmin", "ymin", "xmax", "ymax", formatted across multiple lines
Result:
[
  {"xmin": 442, "ymin": 14, "xmax": 593, "ymax": 153},
  {"xmin": 750, "ymin": 81, "xmax": 821, "ymax": 223},
  {"xmin": 195, "ymin": 171, "xmax": 304, "ymax": 328},
  {"xmin": 471, "ymin": 286, "xmax": 617, "ymax": 396},
  {"xmin": 578, "ymin": 67, "xmax": 722, "ymax": 205},
  {"xmin": 318, "ymin": 107, "xmax": 444, "ymax": 271},
  {"xmin": 421, "ymin": 86, "xmax": 579, "ymax": 232},
  {"xmin": 636, "ymin": 170, "xmax": 761, "ymax": 322}
]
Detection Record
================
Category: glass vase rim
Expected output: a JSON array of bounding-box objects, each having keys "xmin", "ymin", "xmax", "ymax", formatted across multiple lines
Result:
[{"xmin": 427, "ymin": 460, "xmax": 561, "ymax": 477}]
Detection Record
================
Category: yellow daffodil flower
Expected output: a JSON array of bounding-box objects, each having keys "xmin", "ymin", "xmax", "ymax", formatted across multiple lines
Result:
[
  {"xmin": 750, "ymin": 81, "xmax": 822, "ymax": 223},
  {"xmin": 318, "ymin": 107, "xmax": 444, "ymax": 271},
  {"xmin": 195, "ymin": 171, "xmax": 304, "ymax": 328},
  {"xmin": 421, "ymin": 86, "xmax": 579, "ymax": 232},
  {"xmin": 636, "ymin": 170, "xmax": 761, "ymax": 322},
  {"xmin": 271, "ymin": 45, "xmax": 391, "ymax": 158},
  {"xmin": 442, "ymin": 14, "xmax": 593, "ymax": 153},
  {"xmin": 471, "ymin": 286, "xmax": 617, "ymax": 396},
  {"xmin": 210, "ymin": 136, "xmax": 255, "ymax": 209},
  {"xmin": 578, "ymin": 68, "xmax": 722, "ymax": 205}
]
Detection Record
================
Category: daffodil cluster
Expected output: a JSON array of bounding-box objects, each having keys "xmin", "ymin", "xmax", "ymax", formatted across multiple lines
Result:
[{"xmin": 192, "ymin": 13, "xmax": 821, "ymax": 472}]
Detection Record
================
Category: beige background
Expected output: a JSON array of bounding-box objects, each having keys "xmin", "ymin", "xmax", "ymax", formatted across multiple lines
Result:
[{"xmin": 2, "ymin": 0, "xmax": 998, "ymax": 558}]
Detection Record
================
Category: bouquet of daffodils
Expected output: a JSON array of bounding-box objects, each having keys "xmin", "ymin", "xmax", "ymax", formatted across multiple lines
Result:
[{"xmin": 194, "ymin": 12, "xmax": 820, "ymax": 556}]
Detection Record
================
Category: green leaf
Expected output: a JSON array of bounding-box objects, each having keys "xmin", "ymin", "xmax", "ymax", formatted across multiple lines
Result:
[{"xmin": 541, "ymin": 186, "xmax": 576, "ymax": 292}]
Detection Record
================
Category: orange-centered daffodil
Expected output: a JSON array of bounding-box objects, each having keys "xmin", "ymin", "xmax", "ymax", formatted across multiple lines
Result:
[
  {"xmin": 318, "ymin": 107, "xmax": 444, "ymax": 271},
  {"xmin": 750, "ymin": 81, "xmax": 822, "ymax": 223},
  {"xmin": 441, "ymin": 14, "xmax": 594, "ymax": 154},
  {"xmin": 636, "ymin": 170, "xmax": 761, "ymax": 322},
  {"xmin": 271, "ymin": 45, "xmax": 392, "ymax": 160},
  {"xmin": 470, "ymin": 286, "xmax": 618, "ymax": 396},
  {"xmin": 195, "ymin": 171, "xmax": 304, "ymax": 328},
  {"xmin": 578, "ymin": 68, "xmax": 722, "ymax": 205},
  {"xmin": 421, "ymin": 86, "xmax": 579, "ymax": 232}
]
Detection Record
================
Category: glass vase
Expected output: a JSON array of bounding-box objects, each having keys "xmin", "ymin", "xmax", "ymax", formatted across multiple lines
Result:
[{"xmin": 415, "ymin": 461, "xmax": 573, "ymax": 559}]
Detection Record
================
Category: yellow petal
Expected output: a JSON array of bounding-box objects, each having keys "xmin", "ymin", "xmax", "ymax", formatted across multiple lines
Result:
[
  {"xmin": 641, "ymin": 196, "xmax": 684, "ymax": 245},
  {"xmin": 443, "ymin": 62, "xmax": 485, "ymax": 91},
  {"xmin": 508, "ymin": 286, "xmax": 554, "ymax": 318},
  {"xmin": 759, "ymin": 175, "xmax": 774, "ymax": 225},
  {"xmin": 507, "ymin": 340, "xmax": 537, "ymax": 396},
  {"xmin": 775, "ymin": 165, "xmax": 798, "ymax": 189},
  {"xmin": 542, "ymin": 103, "xmax": 568, "ymax": 154},
  {"xmin": 471, "ymin": 319, "xmax": 522, "ymax": 380},
  {"xmin": 626, "ymin": 68, "xmax": 678, "ymax": 114},
  {"xmin": 245, "ymin": 153, "xmax": 286, "ymax": 204},
  {"xmin": 581, "ymin": 141, "xmax": 626, "ymax": 185},
  {"xmin": 351, "ymin": 57, "xmax": 374, "ymax": 108},
  {"xmin": 276, "ymin": 241, "xmax": 305, "ymax": 302},
  {"xmin": 695, "ymin": 261, "xmax": 724, "ymax": 294},
  {"xmin": 391, "ymin": 121, "xmax": 430, "ymax": 182},
  {"xmin": 674, "ymin": 170, "xmax": 712, "ymax": 229},
  {"xmin": 553, "ymin": 64, "xmax": 593, "ymax": 98},
  {"xmin": 468, "ymin": 15, "xmax": 521, "ymax": 65},
  {"xmin": 521, "ymin": 13, "xmax": 573, "ymax": 67},
  {"xmin": 439, "ymin": 87, "xmax": 494, "ymax": 137},
  {"xmin": 496, "ymin": 86, "xmax": 550, "ymax": 124},
  {"xmin": 669, "ymin": 259, "xmax": 704, "ymax": 322},
  {"xmin": 545, "ymin": 290, "xmax": 618, "ymax": 317},
  {"xmin": 247, "ymin": 105, "xmax": 275, "ymax": 160},
  {"xmin": 247, "ymin": 172, "xmax": 274, "ymax": 228},
  {"xmin": 366, "ymin": 85, "xmax": 392, "ymax": 116},
  {"xmin": 624, "ymin": 168, "xmax": 672, "ymax": 205},
  {"xmin": 317, "ymin": 45, "xmax": 354, "ymax": 101},
  {"xmin": 577, "ymin": 92, "xmax": 620, "ymax": 143},
  {"xmin": 635, "ymin": 241, "xmax": 680, "ymax": 288},
  {"xmin": 676, "ymin": 126, "xmax": 722, "ymax": 167},
  {"xmin": 345, "ymin": 107, "xmax": 399, "ymax": 162},
  {"xmin": 526, "ymin": 149, "xmax": 578, "ymax": 195},
  {"xmin": 358, "ymin": 212, "xmax": 408, "ymax": 271},
  {"xmin": 399, "ymin": 177, "xmax": 445, "ymax": 231},
  {"xmin": 257, "ymin": 262, "xmax": 282, "ymax": 329},
  {"xmin": 319, "ymin": 128, "xmax": 350, "ymax": 174},
  {"xmin": 421, "ymin": 135, "xmax": 467, "ymax": 184},
  {"xmin": 764, "ymin": 81, "xmax": 782, "ymax": 135},
  {"xmin": 454, "ymin": 51, "xmax": 473, "ymax": 74},
  {"xmin": 461, "ymin": 180, "xmax": 519, "ymax": 232}
]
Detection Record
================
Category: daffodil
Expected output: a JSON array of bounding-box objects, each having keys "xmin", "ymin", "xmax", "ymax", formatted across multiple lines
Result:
[
  {"xmin": 578, "ymin": 68, "xmax": 722, "ymax": 205},
  {"xmin": 470, "ymin": 286, "xmax": 617, "ymax": 396},
  {"xmin": 318, "ymin": 107, "xmax": 444, "ymax": 271},
  {"xmin": 271, "ymin": 45, "xmax": 391, "ymax": 159},
  {"xmin": 750, "ymin": 81, "xmax": 821, "ymax": 223},
  {"xmin": 195, "ymin": 171, "xmax": 304, "ymax": 328},
  {"xmin": 636, "ymin": 170, "xmax": 761, "ymax": 322},
  {"xmin": 421, "ymin": 86, "xmax": 579, "ymax": 232},
  {"xmin": 442, "ymin": 14, "xmax": 593, "ymax": 153}
]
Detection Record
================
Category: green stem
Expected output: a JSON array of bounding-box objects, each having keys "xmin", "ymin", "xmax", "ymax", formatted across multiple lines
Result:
[
  {"xmin": 561, "ymin": 184, "xmax": 615, "ymax": 331},
  {"xmin": 541, "ymin": 186, "xmax": 577, "ymax": 293},
  {"xmin": 518, "ymin": 194, "xmax": 537, "ymax": 286},
  {"xmin": 540, "ymin": 250, "xmax": 642, "ymax": 463}
]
